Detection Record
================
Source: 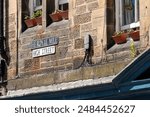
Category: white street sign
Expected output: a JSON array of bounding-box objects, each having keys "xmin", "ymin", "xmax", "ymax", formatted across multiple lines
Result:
[{"xmin": 32, "ymin": 46, "xmax": 55, "ymax": 58}]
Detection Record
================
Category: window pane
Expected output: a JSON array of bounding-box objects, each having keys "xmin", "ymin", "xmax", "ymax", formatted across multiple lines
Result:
[
  {"xmin": 123, "ymin": 0, "xmax": 135, "ymax": 25},
  {"xmin": 34, "ymin": 0, "xmax": 42, "ymax": 11},
  {"xmin": 59, "ymin": 3, "xmax": 68, "ymax": 11},
  {"xmin": 59, "ymin": 0, "xmax": 68, "ymax": 5},
  {"xmin": 37, "ymin": 0, "xmax": 42, "ymax": 6}
]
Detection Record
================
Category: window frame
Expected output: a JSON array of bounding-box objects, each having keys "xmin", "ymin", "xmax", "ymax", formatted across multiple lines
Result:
[
  {"xmin": 20, "ymin": 0, "xmax": 69, "ymax": 33},
  {"xmin": 55, "ymin": 0, "xmax": 68, "ymax": 10},
  {"xmin": 33, "ymin": 0, "xmax": 42, "ymax": 11},
  {"xmin": 115, "ymin": 0, "xmax": 140, "ymax": 31},
  {"xmin": 29, "ymin": 0, "xmax": 42, "ymax": 17}
]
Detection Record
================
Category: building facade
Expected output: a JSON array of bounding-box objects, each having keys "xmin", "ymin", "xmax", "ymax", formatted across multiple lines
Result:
[{"xmin": 0, "ymin": 0, "xmax": 150, "ymax": 99}]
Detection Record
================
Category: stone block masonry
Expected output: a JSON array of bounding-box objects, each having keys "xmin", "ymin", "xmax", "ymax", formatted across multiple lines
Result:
[{"xmin": 4, "ymin": 0, "xmax": 148, "ymax": 93}]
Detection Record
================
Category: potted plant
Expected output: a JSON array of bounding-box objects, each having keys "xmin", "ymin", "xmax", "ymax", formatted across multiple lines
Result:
[
  {"xmin": 112, "ymin": 31, "xmax": 127, "ymax": 44},
  {"xmin": 129, "ymin": 30, "xmax": 140, "ymax": 41},
  {"xmin": 35, "ymin": 9, "xmax": 42, "ymax": 25},
  {"xmin": 59, "ymin": 10, "xmax": 68, "ymax": 20},
  {"xmin": 49, "ymin": 10, "xmax": 62, "ymax": 22},
  {"xmin": 24, "ymin": 15, "xmax": 37, "ymax": 28}
]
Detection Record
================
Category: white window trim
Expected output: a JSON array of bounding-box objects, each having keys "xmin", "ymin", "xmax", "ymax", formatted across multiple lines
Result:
[
  {"xmin": 55, "ymin": 0, "xmax": 68, "ymax": 10},
  {"xmin": 33, "ymin": 0, "xmax": 42, "ymax": 11},
  {"xmin": 115, "ymin": 0, "xmax": 140, "ymax": 31},
  {"xmin": 59, "ymin": 0, "xmax": 68, "ymax": 5},
  {"xmin": 121, "ymin": 21, "xmax": 140, "ymax": 30},
  {"xmin": 29, "ymin": 0, "xmax": 42, "ymax": 17}
]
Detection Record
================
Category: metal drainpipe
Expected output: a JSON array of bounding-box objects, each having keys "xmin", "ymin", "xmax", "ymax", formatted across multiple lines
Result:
[
  {"xmin": 15, "ymin": 0, "xmax": 19, "ymax": 78},
  {"xmin": 0, "ymin": 0, "xmax": 4, "ymax": 53},
  {"xmin": 0, "ymin": 0, "xmax": 4, "ymax": 82}
]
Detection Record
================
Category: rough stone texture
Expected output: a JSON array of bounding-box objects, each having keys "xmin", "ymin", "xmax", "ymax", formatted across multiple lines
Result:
[
  {"xmin": 73, "ymin": 57, "xmax": 84, "ymax": 69},
  {"xmin": 86, "ymin": 0, "xmax": 97, "ymax": 3},
  {"xmin": 9, "ymin": 13, "xmax": 15, "ymax": 23},
  {"xmin": 74, "ymin": 38, "xmax": 84, "ymax": 49},
  {"xmin": 69, "ymin": 25, "xmax": 81, "ymax": 39},
  {"xmin": 74, "ymin": 13, "xmax": 91, "ymax": 25},
  {"xmin": 2, "ymin": 0, "xmax": 148, "ymax": 93},
  {"xmin": 81, "ymin": 23, "xmax": 92, "ymax": 32},
  {"xmin": 7, "ymin": 59, "xmax": 131, "ymax": 91},
  {"xmin": 9, "ymin": 30, "xmax": 16, "ymax": 39},
  {"xmin": 87, "ymin": 2, "xmax": 99, "ymax": 11},
  {"xmin": 24, "ymin": 58, "xmax": 40, "ymax": 71},
  {"xmin": 10, "ymin": 40, "xmax": 17, "ymax": 53},
  {"xmin": 5, "ymin": 76, "xmax": 114, "ymax": 98},
  {"xmin": 76, "ymin": 0, "xmax": 85, "ymax": 6},
  {"xmin": 7, "ymin": 73, "xmax": 55, "ymax": 90},
  {"xmin": 7, "ymin": 68, "xmax": 16, "ymax": 80},
  {"xmin": 140, "ymin": 0, "xmax": 150, "ymax": 48},
  {"xmin": 76, "ymin": 5, "xmax": 87, "ymax": 15},
  {"xmin": 57, "ymin": 47, "xmax": 69, "ymax": 59}
]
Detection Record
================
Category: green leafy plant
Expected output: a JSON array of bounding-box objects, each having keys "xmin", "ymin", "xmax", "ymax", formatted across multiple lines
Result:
[
  {"xmin": 34, "ymin": 9, "xmax": 42, "ymax": 17},
  {"xmin": 24, "ymin": 9, "xmax": 42, "ymax": 19},
  {"xmin": 113, "ymin": 31, "xmax": 125, "ymax": 36},
  {"xmin": 31, "ymin": 14, "xmax": 36, "ymax": 19},
  {"xmin": 52, "ymin": 9, "xmax": 62, "ymax": 14},
  {"xmin": 24, "ymin": 15, "xmax": 30, "ymax": 20},
  {"xmin": 130, "ymin": 38, "xmax": 136, "ymax": 58},
  {"xmin": 127, "ymin": 29, "xmax": 134, "ymax": 34},
  {"xmin": 112, "ymin": 30, "xmax": 127, "ymax": 44},
  {"xmin": 24, "ymin": 14, "xmax": 36, "ymax": 20}
]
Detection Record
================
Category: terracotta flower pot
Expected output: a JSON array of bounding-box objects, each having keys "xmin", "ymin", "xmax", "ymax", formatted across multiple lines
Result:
[
  {"xmin": 112, "ymin": 33, "xmax": 127, "ymax": 44},
  {"xmin": 49, "ymin": 13, "xmax": 62, "ymax": 22},
  {"xmin": 129, "ymin": 30, "xmax": 140, "ymax": 41},
  {"xmin": 59, "ymin": 10, "xmax": 68, "ymax": 20},
  {"xmin": 35, "ymin": 16, "xmax": 42, "ymax": 25},
  {"xmin": 24, "ymin": 19, "xmax": 37, "ymax": 28}
]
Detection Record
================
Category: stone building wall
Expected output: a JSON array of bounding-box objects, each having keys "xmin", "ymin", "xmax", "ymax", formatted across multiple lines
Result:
[
  {"xmin": 6, "ymin": 0, "xmax": 17, "ymax": 80},
  {"xmin": 140, "ymin": 0, "xmax": 150, "ymax": 48},
  {"xmin": 2, "ymin": 0, "xmax": 150, "ymax": 92}
]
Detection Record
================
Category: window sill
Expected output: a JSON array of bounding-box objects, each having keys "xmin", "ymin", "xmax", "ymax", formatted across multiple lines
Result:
[
  {"xmin": 46, "ymin": 19, "xmax": 69, "ymax": 31},
  {"xmin": 34, "ymin": 6, "xmax": 42, "ymax": 11},
  {"xmin": 121, "ymin": 21, "xmax": 140, "ymax": 30},
  {"xmin": 20, "ymin": 20, "xmax": 69, "ymax": 37},
  {"xmin": 107, "ymin": 40, "xmax": 140, "ymax": 54},
  {"xmin": 20, "ymin": 25, "xmax": 43, "ymax": 37}
]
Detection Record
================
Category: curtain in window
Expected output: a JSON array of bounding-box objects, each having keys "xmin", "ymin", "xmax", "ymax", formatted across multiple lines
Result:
[
  {"xmin": 36, "ymin": 0, "xmax": 42, "ymax": 6},
  {"xmin": 124, "ymin": 0, "xmax": 135, "ymax": 25},
  {"xmin": 33, "ymin": 0, "xmax": 42, "ymax": 8}
]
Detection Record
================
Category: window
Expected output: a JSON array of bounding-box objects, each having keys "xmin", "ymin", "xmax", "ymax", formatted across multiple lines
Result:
[
  {"xmin": 29, "ymin": 0, "xmax": 42, "ymax": 17},
  {"xmin": 21, "ymin": 0, "xmax": 69, "ymax": 32},
  {"xmin": 33, "ymin": 0, "xmax": 42, "ymax": 11},
  {"xmin": 115, "ymin": 0, "xmax": 140, "ymax": 31},
  {"xmin": 58, "ymin": 0, "xmax": 68, "ymax": 11},
  {"xmin": 54, "ymin": 0, "xmax": 68, "ymax": 11}
]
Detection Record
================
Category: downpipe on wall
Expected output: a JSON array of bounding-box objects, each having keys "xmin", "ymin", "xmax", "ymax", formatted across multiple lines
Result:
[{"xmin": 0, "ymin": 0, "xmax": 7, "ymax": 95}]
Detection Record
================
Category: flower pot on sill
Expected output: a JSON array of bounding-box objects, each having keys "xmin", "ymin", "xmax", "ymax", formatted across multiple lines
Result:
[
  {"xmin": 59, "ymin": 10, "xmax": 68, "ymax": 20},
  {"xmin": 112, "ymin": 33, "xmax": 127, "ymax": 44},
  {"xmin": 24, "ymin": 19, "xmax": 37, "ymax": 28},
  {"xmin": 129, "ymin": 30, "xmax": 140, "ymax": 41},
  {"xmin": 49, "ymin": 13, "xmax": 62, "ymax": 22},
  {"xmin": 36, "ymin": 16, "xmax": 42, "ymax": 25}
]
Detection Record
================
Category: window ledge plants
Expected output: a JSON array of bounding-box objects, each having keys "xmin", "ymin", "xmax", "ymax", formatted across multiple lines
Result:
[
  {"xmin": 34, "ymin": 9, "xmax": 42, "ymax": 25},
  {"xmin": 49, "ymin": 10, "xmax": 68, "ymax": 22},
  {"xmin": 128, "ymin": 29, "xmax": 140, "ymax": 41},
  {"xmin": 24, "ymin": 10, "xmax": 42, "ymax": 28},
  {"xmin": 112, "ymin": 31, "xmax": 127, "ymax": 44},
  {"xmin": 49, "ymin": 10, "xmax": 63, "ymax": 22},
  {"xmin": 59, "ymin": 10, "xmax": 68, "ymax": 20},
  {"xmin": 24, "ymin": 15, "xmax": 37, "ymax": 28}
]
